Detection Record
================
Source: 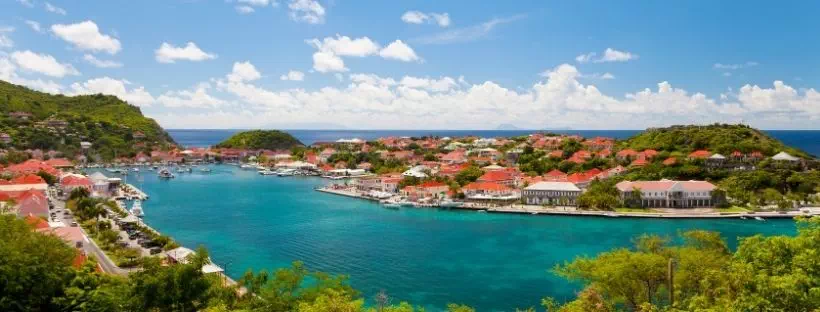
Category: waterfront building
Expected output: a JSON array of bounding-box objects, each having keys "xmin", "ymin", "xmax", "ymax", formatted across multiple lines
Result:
[
  {"xmin": 523, "ymin": 182, "xmax": 582, "ymax": 206},
  {"xmin": 462, "ymin": 182, "xmax": 521, "ymax": 203},
  {"xmin": 615, "ymin": 180, "xmax": 718, "ymax": 208},
  {"xmin": 401, "ymin": 181, "xmax": 449, "ymax": 200},
  {"xmin": 60, "ymin": 175, "xmax": 93, "ymax": 194}
]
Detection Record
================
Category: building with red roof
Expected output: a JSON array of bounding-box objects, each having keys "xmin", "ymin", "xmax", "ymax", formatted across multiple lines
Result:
[
  {"xmin": 462, "ymin": 182, "xmax": 520, "ymax": 202},
  {"xmin": 61, "ymin": 175, "xmax": 92, "ymax": 194},
  {"xmin": 477, "ymin": 170, "xmax": 518, "ymax": 187},
  {"xmin": 25, "ymin": 214, "xmax": 50, "ymax": 230},
  {"xmin": 14, "ymin": 190, "xmax": 49, "ymax": 217},
  {"xmin": 401, "ymin": 181, "xmax": 449, "ymax": 200},
  {"xmin": 548, "ymin": 150, "xmax": 564, "ymax": 159},
  {"xmin": 662, "ymin": 157, "xmax": 677, "ymax": 166},
  {"xmin": 4, "ymin": 159, "xmax": 61, "ymax": 176},
  {"xmin": 630, "ymin": 158, "xmax": 650, "ymax": 167},
  {"xmin": 44, "ymin": 158, "xmax": 74, "ymax": 169},
  {"xmin": 688, "ymin": 150, "xmax": 711, "ymax": 160},
  {"xmin": 616, "ymin": 149, "xmax": 638, "ymax": 161}
]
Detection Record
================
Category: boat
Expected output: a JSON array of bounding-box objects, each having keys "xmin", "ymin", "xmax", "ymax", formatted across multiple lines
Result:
[
  {"xmin": 754, "ymin": 216, "xmax": 765, "ymax": 221},
  {"xmin": 158, "ymin": 168, "xmax": 175, "ymax": 179},
  {"xmin": 132, "ymin": 168, "xmax": 140, "ymax": 172},
  {"xmin": 277, "ymin": 169, "xmax": 296, "ymax": 176},
  {"xmin": 383, "ymin": 203, "xmax": 400, "ymax": 209},
  {"xmin": 200, "ymin": 168, "xmax": 212, "ymax": 173},
  {"xmin": 439, "ymin": 200, "xmax": 464, "ymax": 208},
  {"xmin": 740, "ymin": 216, "xmax": 747, "ymax": 220},
  {"xmin": 398, "ymin": 201, "xmax": 414, "ymax": 207},
  {"xmin": 531, "ymin": 212, "xmax": 539, "ymax": 215},
  {"xmin": 259, "ymin": 169, "xmax": 277, "ymax": 175},
  {"xmin": 130, "ymin": 200, "xmax": 144, "ymax": 217},
  {"xmin": 240, "ymin": 163, "xmax": 258, "ymax": 170}
]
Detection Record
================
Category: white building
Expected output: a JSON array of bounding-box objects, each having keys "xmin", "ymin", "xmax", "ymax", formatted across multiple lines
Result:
[
  {"xmin": 615, "ymin": 180, "xmax": 718, "ymax": 208},
  {"xmin": 523, "ymin": 182, "xmax": 582, "ymax": 205}
]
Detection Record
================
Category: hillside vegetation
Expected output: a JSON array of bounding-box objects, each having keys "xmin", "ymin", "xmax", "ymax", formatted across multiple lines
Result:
[
  {"xmin": 215, "ymin": 130, "xmax": 304, "ymax": 150},
  {"xmin": 619, "ymin": 124, "xmax": 809, "ymax": 158},
  {"xmin": 0, "ymin": 80, "xmax": 175, "ymax": 160}
]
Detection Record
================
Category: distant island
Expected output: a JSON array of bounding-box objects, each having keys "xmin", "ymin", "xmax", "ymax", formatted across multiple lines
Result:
[
  {"xmin": 214, "ymin": 130, "xmax": 304, "ymax": 150},
  {"xmin": 0, "ymin": 80, "xmax": 176, "ymax": 163}
]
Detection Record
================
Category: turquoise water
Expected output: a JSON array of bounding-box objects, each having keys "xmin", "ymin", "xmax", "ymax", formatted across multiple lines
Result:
[{"xmin": 124, "ymin": 166, "xmax": 796, "ymax": 311}]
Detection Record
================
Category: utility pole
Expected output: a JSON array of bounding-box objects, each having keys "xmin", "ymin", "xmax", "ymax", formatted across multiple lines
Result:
[{"xmin": 668, "ymin": 258, "xmax": 675, "ymax": 307}]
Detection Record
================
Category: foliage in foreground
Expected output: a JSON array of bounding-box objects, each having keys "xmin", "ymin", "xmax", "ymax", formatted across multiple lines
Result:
[{"xmin": 1, "ymin": 214, "xmax": 819, "ymax": 311}]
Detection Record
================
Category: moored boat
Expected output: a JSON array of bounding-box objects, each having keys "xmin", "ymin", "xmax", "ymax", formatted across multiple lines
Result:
[{"xmin": 158, "ymin": 168, "xmax": 175, "ymax": 179}]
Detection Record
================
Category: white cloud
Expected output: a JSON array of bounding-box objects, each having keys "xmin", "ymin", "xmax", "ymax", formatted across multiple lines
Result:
[
  {"xmin": 155, "ymin": 42, "xmax": 217, "ymax": 63},
  {"xmin": 600, "ymin": 48, "xmax": 638, "ymax": 62},
  {"xmin": 312, "ymin": 51, "xmax": 346, "ymax": 73},
  {"xmin": 414, "ymin": 15, "xmax": 524, "ymax": 44},
  {"xmin": 227, "ymin": 61, "xmax": 261, "ymax": 82},
  {"xmin": 238, "ymin": 0, "xmax": 271, "ymax": 6},
  {"xmin": 157, "ymin": 82, "xmax": 225, "ymax": 108},
  {"xmin": 379, "ymin": 40, "xmax": 420, "ymax": 62},
  {"xmin": 0, "ymin": 56, "xmax": 64, "ymax": 93},
  {"xmin": 69, "ymin": 77, "xmax": 155, "ymax": 107},
  {"xmin": 714, "ymin": 61, "xmax": 758, "ymax": 70},
  {"xmin": 307, "ymin": 35, "xmax": 380, "ymax": 57},
  {"xmin": 44, "ymin": 2, "xmax": 66, "ymax": 15},
  {"xmin": 16, "ymin": 0, "xmax": 34, "ymax": 7},
  {"xmin": 280, "ymin": 70, "xmax": 305, "ymax": 81},
  {"xmin": 581, "ymin": 72, "xmax": 615, "ymax": 80},
  {"xmin": 83, "ymin": 54, "xmax": 123, "ymax": 68},
  {"xmin": 349, "ymin": 73, "xmax": 396, "ymax": 87},
  {"xmin": 401, "ymin": 11, "xmax": 450, "ymax": 27},
  {"xmin": 25, "ymin": 20, "xmax": 43, "ymax": 33},
  {"xmin": 10, "ymin": 50, "xmax": 79, "ymax": 78},
  {"xmin": 51, "ymin": 21, "xmax": 121, "ymax": 54},
  {"xmin": 576, "ymin": 48, "xmax": 638, "ymax": 64},
  {"xmin": 235, "ymin": 6, "xmax": 255, "ymax": 14},
  {"xmin": 288, "ymin": 0, "xmax": 325, "ymax": 24},
  {"xmin": 0, "ymin": 27, "xmax": 13, "ymax": 49}
]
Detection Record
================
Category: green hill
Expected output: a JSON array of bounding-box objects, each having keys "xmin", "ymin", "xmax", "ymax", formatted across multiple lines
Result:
[
  {"xmin": 619, "ymin": 124, "xmax": 810, "ymax": 158},
  {"xmin": 0, "ymin": 80, "xmax": 176, "ymax": 161},
  {"xmin": 215, "ymin": 130, "xmax": 303, "ymax": 150}
]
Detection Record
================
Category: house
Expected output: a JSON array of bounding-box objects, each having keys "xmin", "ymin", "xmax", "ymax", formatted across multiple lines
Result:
[
  {"xmin": 615, "ymin": 180, "xmax": 718, "ymax": 208},
  {"xmin": 80, "ymin": 141, "xmax": 92, "ymax": 149},
  {"xmin": 548, "ymin": 150, "xmax": 564, "ymax": 159},
  {"xmin": 616, "ymin": 149, "xmax": 638, "ymax": 161},
  {"xmin": 3, "ymin": 159, "xmax": 61, "ymax": 176},
  {"xmin": 544, "ymin": 169, "xmax": 568, "ymax": 181},
  {"xmin": 688, "ymin": 150, "xmax": 711, "ymax": 160},
  {"xmin": 166, "ymin": 247, "xmax": 196, "ymax": 264},
  {"xmin": 630, "ymin": 158, "xmax": 650, "ymax": 167},
  {"xmin": 61, "ymin": 175, "xmax": 92, "ymax": 194},
  {"xmin": 401, "ymin": 181, "xmax": 449, "ymax": 200},
  {"xmin": 402, "ymin": 165, "xmax": 429, "ymax": 178},
  {"xmin": 318, "ymin": 148, "xmax": 336, "ymax": 163},
  {"xmin": 441, "ymin": 150, "xmax": 467, "ymax": 164},
  {"xmin": 9, "ymin": 111, "xmax": 33, "ymax": 120},
  {"xmin": 772, "ymin": 151, "xmax": 799, "ymax": 163},
  {"xmin": 505, "ymin": 148, "xmax": 524, "ymax": 164},
  {"xmin": 706, "ymin": 153, "xmax": 727, "ymax": 168},
  {"xmin": 0, "ymin": 133, "xmax": 11, "ymax": 144},
  {"xmin": 523, "ymin": 182, "xmax": 582, "ymax": 206},
  {"xmin": 14, "ymin": 190, "xmax": 49, "ymax": 217},
  {"xmin": 476, "ymin": 170, "xmax": 518, "ymax": 187},
  {"xmin": 461, "ymin": 182, "xmax": 520, "ymax": 203},
  {"xmin": 44, "ymin": 158, "xmax": 74, "ymax": 169}
]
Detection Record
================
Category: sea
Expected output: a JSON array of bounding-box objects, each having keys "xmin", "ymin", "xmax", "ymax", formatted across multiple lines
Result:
[{"xmin": 125, "ymin": 129, "xmax": 818, "ymax": 311}]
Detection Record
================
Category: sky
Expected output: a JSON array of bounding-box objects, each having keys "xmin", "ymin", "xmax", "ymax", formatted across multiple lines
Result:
[{"xmin": 1, "ymin": 0, "xmax": 819, "ymax": 130}]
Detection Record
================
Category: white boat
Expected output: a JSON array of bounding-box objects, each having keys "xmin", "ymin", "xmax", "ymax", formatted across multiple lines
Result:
[
  {"xmin": 200, "ymin": 168, "xmax": 212, "ymax": 173},
  {"xmin": 277, "ymin": 169, "xmax": 296, "ymax": 176},
  {"xmin": 256, "ymin": 164, "xmax": 267, "ymax": 170},
  {"xmin": 240, "ymin": 163, "xmax": 258, "ymax": 170},
  {"xmin": 259, "ymin": 169, "xmax": 277, "ymax": 175},
  {"xmin": 439, "ymin": 200, "xmax": 464, "ymax": 208},
  {"xmin": 398, "ymin": 201, "xmax": 414, "ymax": 207},
  {"xmin": 158, "ymin": 168, "xmax": 175, "ymax": 179},
  {"xmin": 740, "ymin": 216, "xmax": 747, "ymax": 220},
  {"xmin": 130, "ymin": 200, "xmax": 144, "ymax": 217},
  {"xmin": 754, "ymin": 216, "xmax": 765, "ymax": 221},
  {"xmin": 383, "ymin": 203, "xmax": 400, "ymax": 209},
  {"xmin": 132, "ymin": 168, "xmax": 140, "ymax": 172}
]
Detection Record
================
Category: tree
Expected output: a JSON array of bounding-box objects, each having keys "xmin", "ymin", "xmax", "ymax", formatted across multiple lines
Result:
[
  {"xmin": 37, "ymin": 170, "xmax": 58, "ymax": 185},
  {"xmin": 455, "ymin": 166, "xmax": 483, "ymax": 186},
  {"xmin": 69, "ymin": 187, "xmax": 91, "ymax": 200}
]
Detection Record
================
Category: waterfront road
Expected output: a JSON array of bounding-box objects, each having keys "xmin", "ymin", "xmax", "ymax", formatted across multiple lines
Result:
[{"xmin": 48, "ymin": 187, "xmax": 131, "ymax": 276}]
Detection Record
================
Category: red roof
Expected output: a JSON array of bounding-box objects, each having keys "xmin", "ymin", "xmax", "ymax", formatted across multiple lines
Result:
[
  {"xmin": 567, "ymin": 172, "xmax": 595, "ymax": 184},
  {"xmin": 25, "ymin": 214, "xmax": 50, "ymax": 230},
  {"xmin": 689, "ymin": 150, "xmax": 711, "ymax": 159},
  {"xmin": 567, "ymin": 156, "xmax": 586, "ymax": 164},
  {"xmin": 11, "ymin": 175, "xmax": 46, "ymax": 185},
  {"xmin": 418, "ymin": 181, "xmax": 447, "ymax": 188},
  {"xmin": 616, "ymin": 149, "xmax": 638, "ymax": 158},
  {"xmin": 731, "ymin": 151, "xmax": 743, "ymax": 157},
  {"xmin": 548, "ymin": 150, "xmax": 564, "ymax": 158},
  {"xmin": 44, "ymin": 158, "xmax": 73, "ymax": 168},
  {"xmin": 477, "ymin": 170, "xmax": 516, "ymax": 183},
  {"xmin": 61, "ymin": 175, "xmax": 92, "ymax": 187},
  {"xmin": 545, "ymin": 169, "xmax": 566, "ymax": 177},
  {"xmin": 463, "ymin": 181, "xmax": 512, "ymax": 192},
  {"xmin": 642, "ymin": 149, "xmax": 659, "ymax": 158},
  {"xmin": 662, "ymin": 157, "xmax": 677, "ymax": 166},
  {"xmin": 4, "ymin": 159, "xmax": 60, "ymax": 176},
  {"xmin": 630, "ymin": 159, "xmax": 650, "ymax": 167}
]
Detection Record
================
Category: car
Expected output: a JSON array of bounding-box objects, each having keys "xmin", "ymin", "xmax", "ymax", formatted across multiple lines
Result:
[
  {"xmin": 128, "ymin": 233, "xmax": 139, "ymax": 240},
  {"xmin": 70, "ymin": 222, "xmax": 78, "ymax": 227},
  {"xmin": 149, "ymin": 247, "xmax": 162, "ymax": 255}
]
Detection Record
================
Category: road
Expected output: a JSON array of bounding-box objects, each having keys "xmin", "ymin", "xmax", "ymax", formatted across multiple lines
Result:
[{"xmin": 48, "ymin": 187, "xmax": 131, "ymax": 275}]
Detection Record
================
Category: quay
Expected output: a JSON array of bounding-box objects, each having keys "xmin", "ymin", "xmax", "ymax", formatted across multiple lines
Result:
[
  {"xmin": 121, "ymin": 183, "xmax": 149, "ymax": 200},
  {"xmin": 316, "ymin": 186, "xmax": 820, "ymax": 219}
]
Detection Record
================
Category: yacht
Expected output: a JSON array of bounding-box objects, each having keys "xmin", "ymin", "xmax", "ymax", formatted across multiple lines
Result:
[
  {"xmin": 200, "ymin": 167, "xmax": 212, "ymax": 173},
  {"xmin": 158, "ymin": 168, "xmax": 175, "ymax": 179},
  {"xmin": 240, "ymin": 163, "xmax": 258, "ymax": 170},
  {"xmin": 398, "ymin": 200, "xmax": 414, "ymax": 207},
  {"xmin": 259, "ymin": 169, "xmax": 277, "ymax": 175},
  {"xmin": 130, "ymin": 200, "xmax": 145, "ymax": 217},
  {"xmin": 277, "ymin": 169, "xmax": 296, "ymax": 176},
  {"xmin": 132, "ymin": 168, "xmax": 140, "ymax": 173},
  {"xmin": 754, "ymin": 216, "xmax": 765, "ymax": 222}
]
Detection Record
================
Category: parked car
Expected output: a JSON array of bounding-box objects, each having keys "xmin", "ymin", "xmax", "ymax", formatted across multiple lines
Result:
[
  {"xmin": 70, "ymin": 222, "xmax": 78, "ymax": 227},
  {"xmin": 149, "ymin": 247, "xmax": 162, "ymax": 255}
]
